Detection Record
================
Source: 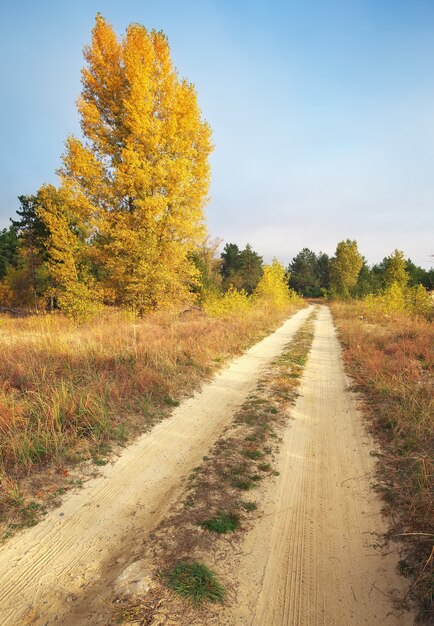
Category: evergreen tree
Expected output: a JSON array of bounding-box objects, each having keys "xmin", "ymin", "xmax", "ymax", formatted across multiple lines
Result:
[
  {"xmin": 220, "ymin": 243, "xmax": 242, "ymax": 283},
  {"xmin": 288, "ymin": 248, "xmax": 319, "ymax": 296},
  {"xmin": 0, "ymin": 226, "xmax": 18, "ymax": 279},
  {"xmin": 10, "ymin": 194, "xmax": 50, "ymax": 306},
  {"xmin": 316, "ymin": 252, "xmax": 330, "ymax": 291},
  {"xmin": 238, "ymin": 244, "xmax": 263, "ymax": 294},
  {"xmin": 220, "ymin": 242, "xmax": 263, "ymax": 293},
  {"xmin": 405, "ymin": 258, "xmax": 427, "ymax": 287}
]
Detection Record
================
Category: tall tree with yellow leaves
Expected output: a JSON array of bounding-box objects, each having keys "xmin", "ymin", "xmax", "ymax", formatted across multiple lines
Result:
[
  {"xmin": 36, "ymin": 184, "xmax": 100, "ymax": 318},
  {"xmin": 60, "ymin": 14, "xmax": 212, "ymax": 312}
]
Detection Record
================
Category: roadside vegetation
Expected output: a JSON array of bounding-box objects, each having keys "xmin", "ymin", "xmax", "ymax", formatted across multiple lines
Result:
[
  {"xmin": 110, "ymin": 311, "xmax": 317, "ymax": 622},
  {"xmin": 331, "ymin": 301, "xmax": 433, "ymax": 621},
  {"xmin": 0, "ymin": 291, "xmax": 302, "ymax": 540}
]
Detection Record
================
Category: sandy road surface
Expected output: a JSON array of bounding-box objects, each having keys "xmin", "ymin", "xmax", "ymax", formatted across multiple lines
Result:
[
  {"xmin": 226, "ymin": 306, "xmax": 413, "ymax": 625},
  {"xmin": 0, "ymin": 306, "xmax": 313, "ymax": 626}
]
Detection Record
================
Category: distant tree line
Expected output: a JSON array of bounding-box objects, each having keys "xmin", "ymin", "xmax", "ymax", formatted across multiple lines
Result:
[
  {"xmin": 1, "ymin": 219, "xmax": 432, "ymax": 312},
  {"xmin": 287, "ymin": 244, "xmax": 433, "ymax": 298}
]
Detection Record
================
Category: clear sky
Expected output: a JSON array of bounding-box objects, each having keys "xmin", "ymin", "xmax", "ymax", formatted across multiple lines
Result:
[{"xmin": 1, "ymin": 0, "xmax": 433, "ymax": 267}]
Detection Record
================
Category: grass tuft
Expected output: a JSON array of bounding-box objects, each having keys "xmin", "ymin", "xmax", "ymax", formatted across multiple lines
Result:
[
  {"xmin": 199, "ymin": 512, "xmax": 240, "ymax": 534},
  {"xmin": 240, "ymin": 500, "xmax": 257, "ymax": 511},
  {"xmin": 166, "ymin": 561, "xmax": 225, "ymax": 605},
  {"xmin": 243, "ymin": 449, "xmax": 263, "ymax": 460}
]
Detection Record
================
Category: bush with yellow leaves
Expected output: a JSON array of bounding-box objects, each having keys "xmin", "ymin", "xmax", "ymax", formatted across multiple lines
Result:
[
  {"xmin": 364, "ymin": 281, "xmax": 432, "ymax": 319},
  {"xmin": 202, "ymin": 260, "xmax": 301, "ymax": 318},
  {"xmin": 253, "ymin": 259, "xmax": 300, "ymax": 309},
  {"xmin": 202, "ymin": 285, "xmax": 251, "ymax": 317}
]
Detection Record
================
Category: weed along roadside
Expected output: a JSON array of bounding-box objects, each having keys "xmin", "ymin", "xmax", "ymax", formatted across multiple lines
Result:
[
  {"xmin": 108, "ymin": 309, "xmax": 318, "ymax": 624},
  {"xmin": 0, "ymin": 306, "xmax": 313, "ymax": 626}
]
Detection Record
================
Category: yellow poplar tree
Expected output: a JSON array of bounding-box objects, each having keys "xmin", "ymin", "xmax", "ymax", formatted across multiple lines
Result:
[
  {"xmin": 36, "ymin": 184, "xmax": 99, "ymax": 318},
  {"xmin": 329, "ymin": 239, "xmax": 363, "ymax": 299},
  {"xmin": 60, "ymin": 14, "xmax": 213, "ymax": 312},
  {"xmin": 383, "ymin": 249, "xmax": 408, "ymax": 289}
]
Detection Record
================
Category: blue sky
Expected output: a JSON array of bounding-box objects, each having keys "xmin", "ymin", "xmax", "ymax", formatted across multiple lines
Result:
[{"xmin": 1, "ymin": 0, "xmax": 433, "ymax": 267}]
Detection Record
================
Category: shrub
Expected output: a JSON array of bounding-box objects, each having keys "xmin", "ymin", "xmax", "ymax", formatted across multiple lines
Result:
[
  {"xmin": 254, "ymin": 259, "xmax": 300, "ymax": 309},
  {"xmin": 364, "ymin": 282, "xmax": 432, "ymax": 320},
  {"xmin": 199, "ymin": 512, "xmax": 240, "ymax": 533},
  {"xmin": 408, "ymin": 284, "xmax": 432, "ymax": 318},
  {"xmin": 202, "ymin": 285, "xmax": 251, "ymax": 317}
]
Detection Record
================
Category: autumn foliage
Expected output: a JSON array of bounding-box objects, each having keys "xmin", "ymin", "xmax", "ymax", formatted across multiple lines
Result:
[
  {"xmin": 67, "ymin": 16, "xmax": 212, "ymax": 313},
  {"xmin": 1, "ymin": 15, "xmax": 212, "ymax": 317},
  {"xmin": 203, "ymin": 260, "xmax": 300, "ymax": 317},
  {"xmin": 329, "ymin": 239, "xmax": 363, "ymax": 299}
]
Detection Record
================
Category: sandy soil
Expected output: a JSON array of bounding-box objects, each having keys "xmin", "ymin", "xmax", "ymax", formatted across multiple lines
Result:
[
  {"xmin": 221, "ymin": 306, "xmax": 413, "ymax": 625},
  {"xmin": 0, "ymin": 306, "xmax": 313, "ymax": 626}
]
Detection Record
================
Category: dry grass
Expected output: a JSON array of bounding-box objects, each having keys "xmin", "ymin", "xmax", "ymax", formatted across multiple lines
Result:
[
  {"xmin": 0, "ymin": 303, "xmax": 302, "ymax": 538},
  {"xmin": 331, "ymin": 302, "xmax": 433, "ymax": 621}
]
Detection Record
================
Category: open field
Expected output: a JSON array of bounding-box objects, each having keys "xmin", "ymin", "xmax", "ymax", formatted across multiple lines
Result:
[
  {"xmin": 0, "ymin": 303, "xmax": 302, "ymax": 539},
  {"xmin": 331, "ymin": 301, "xmax": 433, "ymax": 621}
]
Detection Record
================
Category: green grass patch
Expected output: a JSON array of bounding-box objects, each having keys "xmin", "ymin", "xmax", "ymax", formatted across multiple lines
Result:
[
  {"xmin": 240, "ymin": 500, "xmax": 257, "ymax": 511},
  {"xmin": 243, "ymin": 449, "xmax": 263, "ymax": 460},
  {"xmin": 166, "ymin": 561, "xmax": 225, "ymax": 605},
  {"xmin": 163, "ymin": 395, "xmax": 180, "ymax": 407},
  {"xmin": 231, "ymin": 478, "xmax": 253, "ymax": 491},
  {"xmin": 92, "ymin": 457, "xmax": 108, "ymax": 466},
  {"xmin": 199, "ymin": 512, "xmax": 240, "ymax": 534},
  {"xmin": 258, "ymin": 462, "xmax": 271, "ymax": 472}
]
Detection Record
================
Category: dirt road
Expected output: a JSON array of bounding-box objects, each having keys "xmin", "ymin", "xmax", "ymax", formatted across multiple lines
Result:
[
  {"xmin": 224, "ymin": 306, "xmax": 412, "ymax": 625},
  {"xmin": 0, "ymin": 306, "xmax": 313, "ymax": 625},
  {"xmin": 0, "ymin": 305, "xmax": 413, "ymax": 625}
]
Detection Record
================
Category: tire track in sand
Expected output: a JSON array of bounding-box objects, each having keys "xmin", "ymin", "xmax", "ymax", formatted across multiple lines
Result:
[
  {"xmin": 228, "ymin": 305, "xmax": 413, "ymax": 626},
  {"xmin": 0, "ymin": 306, "xmax": 313, "ymax": 626}
]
